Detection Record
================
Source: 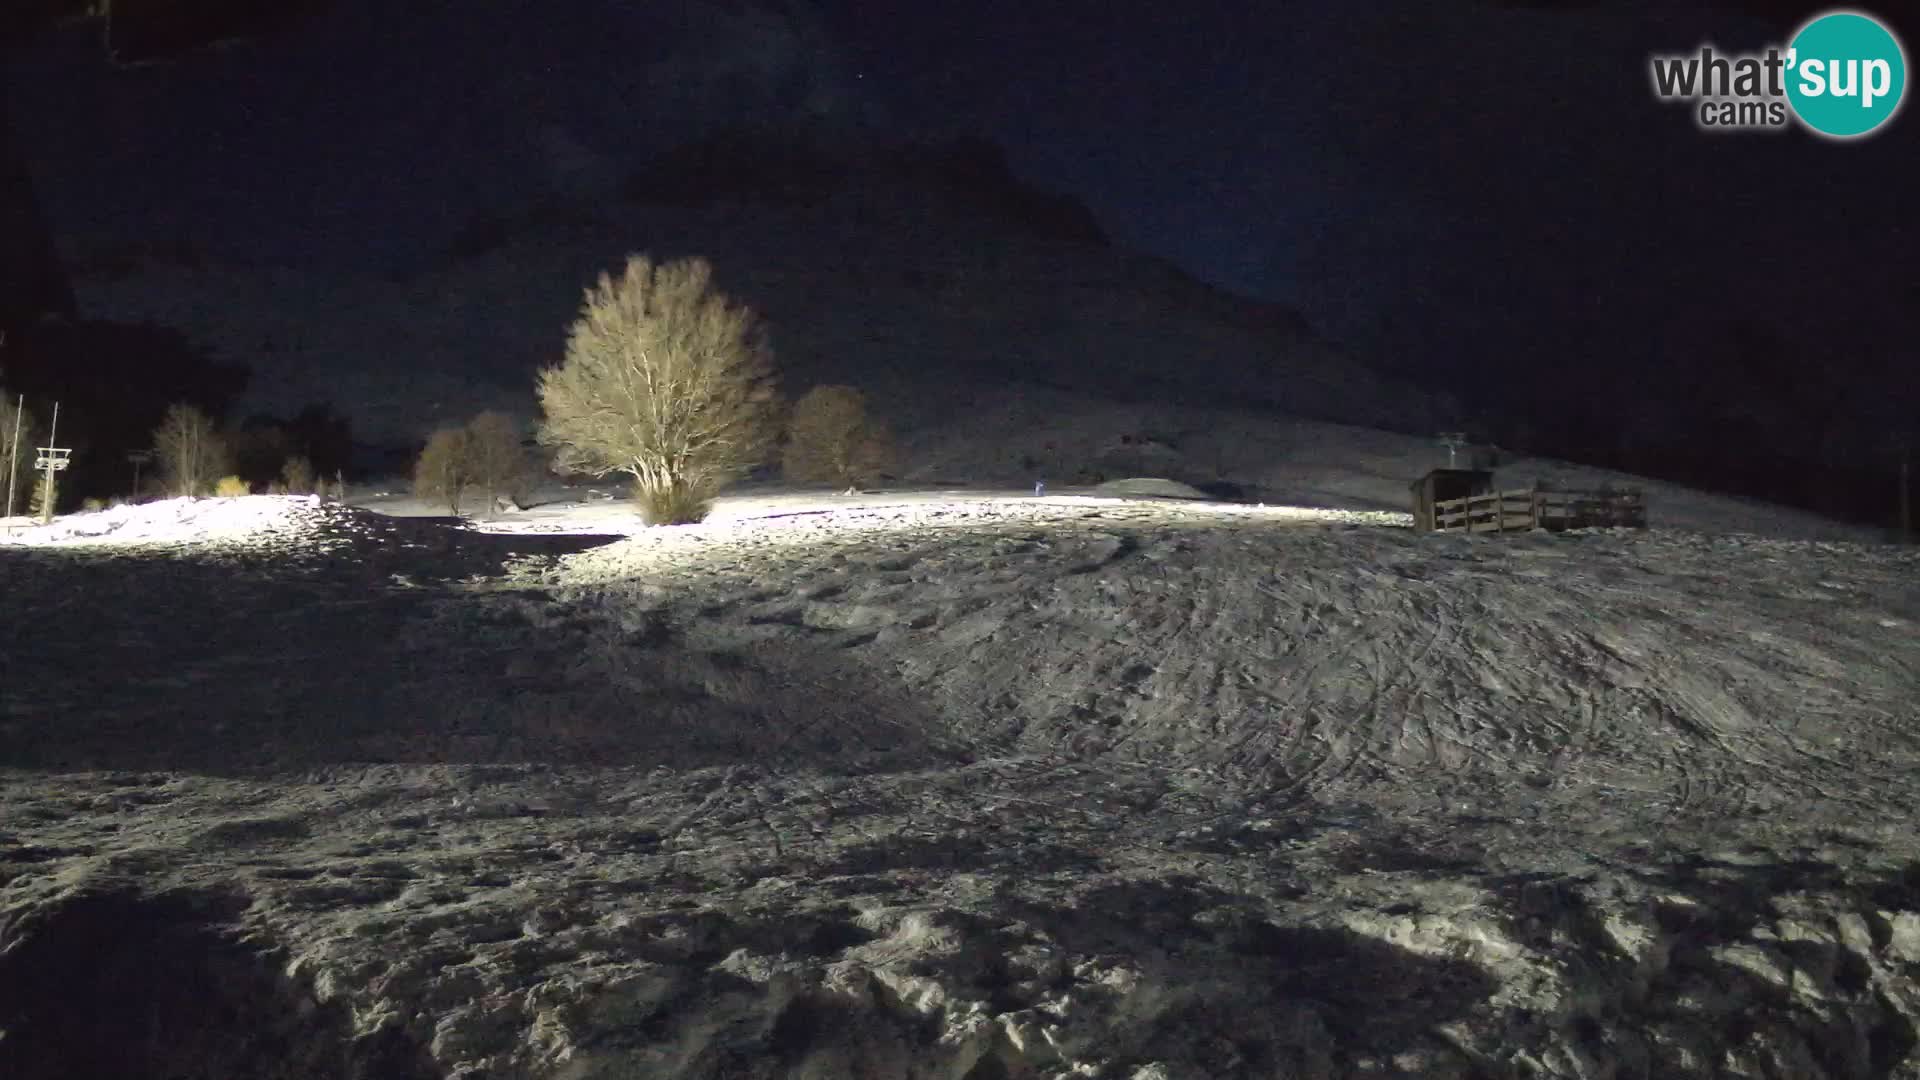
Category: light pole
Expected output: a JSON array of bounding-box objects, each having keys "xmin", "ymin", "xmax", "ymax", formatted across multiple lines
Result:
[
  {"xmin": 127, "ymin": 449, "xmax": 152, "ymax": 500},
  {"xmin": 34, "ymin": 401, "xmax": 69, "ymax": 524},
  {"xmin": 4, "ymin": 392, "xmax": 22, "ymax": 523}
]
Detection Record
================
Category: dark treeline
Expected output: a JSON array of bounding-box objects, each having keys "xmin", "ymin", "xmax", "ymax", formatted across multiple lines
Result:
[{"xmin": 1453, "ymin": 325, "xmax": 1916, "ymax": 534}]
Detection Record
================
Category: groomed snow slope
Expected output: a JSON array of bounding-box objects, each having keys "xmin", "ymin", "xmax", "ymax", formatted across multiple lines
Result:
[
  {"xmin": 894, "ymin": 385, "xmax": 1886, "ymax": 542},
  {"xmin": 2, "ymin": 494, "xmax": 1918, "ymax": 1078}
]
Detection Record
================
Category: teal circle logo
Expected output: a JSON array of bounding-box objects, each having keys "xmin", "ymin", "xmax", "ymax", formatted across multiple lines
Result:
[{"xmin": 1786, "ymin": 10, "xmax": 1908, "ymax": 138}]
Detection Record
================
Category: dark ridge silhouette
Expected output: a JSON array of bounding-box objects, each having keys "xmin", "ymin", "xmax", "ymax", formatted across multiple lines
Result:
[
  {"xmin": 0, "ymin": 0, "xmax": 333, "ymax": 59},
  {"xmin": 1, "ymin": 0, "xmax": 332, "ymax": 365},
  {"xmin": 618, "ymin": 127, "xmax": 1108, "ymax": 247},
  {"xmin": 0, "ymin": 83, "xmax": 74, "ymax": 336}
]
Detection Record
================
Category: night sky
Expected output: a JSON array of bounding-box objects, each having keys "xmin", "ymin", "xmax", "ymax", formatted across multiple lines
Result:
[
  {"xmin": 827, "ymin": 1, "xmax": 1917, "ymax": 395},
  {"xmin": 7, "ymin": 0, "xmax": 1917, "ymax": 401}
]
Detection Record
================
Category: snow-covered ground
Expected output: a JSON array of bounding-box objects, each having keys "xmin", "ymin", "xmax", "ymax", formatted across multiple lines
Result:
[
  {"xmin": 891, "ymin": 387, "xmax": 1890, "ymax": 543},
  {"xmin": 0, "ymin": 493, "xmax": 338, "ymax": 548},
  {"xmin": 3, "ymin": 490, "xmax": 1918, "ymax": 1078}
]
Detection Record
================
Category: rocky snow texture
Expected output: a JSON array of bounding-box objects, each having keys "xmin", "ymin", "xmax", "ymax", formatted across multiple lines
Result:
[{"xmin": 3, "ymin": 494, "xmax": 1920, "ymax": 1079}]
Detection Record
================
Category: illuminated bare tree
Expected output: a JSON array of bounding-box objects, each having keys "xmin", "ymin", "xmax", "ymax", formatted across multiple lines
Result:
[
  {"xmin": 784, "ymin": 384, "xmax": 895, "ymax": 491},
  {"xmin": 537, "ymin": 255, "xmax": 780, "ymax": 524},
  {"xmin": 279, "ymin": 454, "xmax": 316, "ymax": 494},
  {"xmin": 464, "ymin": 410, "xmax": 529, "ymax": 513},
  {"xmin": 413, "ymin": 427, "xmax": 472, "ymax": 515},
  {"xmin": 153, "ymin": 403, "xmax": 230, "ymax": 498}
]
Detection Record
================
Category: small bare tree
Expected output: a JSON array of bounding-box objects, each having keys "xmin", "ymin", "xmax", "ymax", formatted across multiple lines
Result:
[
  {"xmin": 537, "ymin": 254, "xmax": 780, "ymax": 524},
  {"xmin": 784, "ymin": 384, "xmax": 896, "ymax": 491},
  {"xmin": 153, "ymin": 403, "xmax": 230, "ymax": 498},
  {"xmin": 413, "ymin": 426, "xmax": 471, "ymax": 514},
  {"xmin": 279, "ymin": 454, "xmax": 316, "ymax": 494},
  {"xmin": 465, "ymin": 411, "xmax": 528, "ymax": 514}
]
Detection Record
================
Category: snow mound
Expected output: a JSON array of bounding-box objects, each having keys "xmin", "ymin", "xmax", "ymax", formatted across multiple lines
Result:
[
  {"xmin": 1090, "ymin": 477, "xmax": 1212, "ymax": 500},
  {"xmin": 507, "ymin": 497, "xmax": 1920, "ymax": 866},
  {"xmin": 0, "ymin": 496, "xmax": 340, "ymax": 549},
  {"xmin": 547, "ymin": 497, "xmax": 1407, "ymax": 584},
  {"xmin": 0, "ymin": 495, "xmax": 449, "ymax": 556}
]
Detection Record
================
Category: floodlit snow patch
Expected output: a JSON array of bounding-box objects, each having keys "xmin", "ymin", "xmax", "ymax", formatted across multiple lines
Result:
[
  {"xmin": 1, "ymin": 496, "xmax": 337, "ymax": 550},
  {"xmin": 538, "ymin": 495, "xmax": 1407, "ymax": 583}
]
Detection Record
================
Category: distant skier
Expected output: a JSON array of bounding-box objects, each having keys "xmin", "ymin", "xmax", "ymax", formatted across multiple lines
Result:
[{"xmin": 1034, "ymin": 480, "xmax": 1046, "ymax": 498}]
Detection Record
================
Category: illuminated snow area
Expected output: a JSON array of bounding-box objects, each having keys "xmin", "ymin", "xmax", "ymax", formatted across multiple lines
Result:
[
  {"xmin": 3, "ymin": 481, "xmax": 1917, "ymax": 1079},
  {"xmin": 0, "ymin": 494, "xmax": 336, "ymax": 549}
]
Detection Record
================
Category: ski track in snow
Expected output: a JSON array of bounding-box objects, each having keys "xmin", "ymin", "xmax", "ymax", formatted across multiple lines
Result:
[
  {"xmin": 6, "ymin": 492, "xmax": 1912, "ymax": 851},
  {"xmin": 3, "ymin": 492, "xmax": 1920, "ymax": 1078}
]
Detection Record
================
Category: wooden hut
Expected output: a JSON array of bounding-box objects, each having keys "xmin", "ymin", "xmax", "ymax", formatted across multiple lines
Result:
[{"xmin": 1409, "ymin": 468, "xmax": 1494, "ymax": 533}]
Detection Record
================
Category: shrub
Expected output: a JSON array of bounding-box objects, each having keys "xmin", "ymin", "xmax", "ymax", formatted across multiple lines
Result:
[
  {"xmin": 784, "ymin": 384, "xmax": 896, "ymax": 490},
  {"xmin": 279, "ymin": 454, "xmax": 315, "ymax": 494},
  {"xmin": 214, "ymin": 475, "xmax": 250, "ymax": 497},
  {"xmin": 633, "ymin": 481, "xmax": 718, "ymax": 526},
  {"xmin": 536, "ymin": 255, "xmax": 779, "ymax": 525},
  {"xmin": 82, "ymin": 497, "xmax": 105, "ymax": 512},
  {"xmin": 464, "ymin": 411, "xmax": 528, "ymax": 514},
  {"xmin": 153, "ymin": 403, "xmax": 231, "ymax": 497},
  {"xmin": 413, "ymin": 427, "xmax": 471, "ymax": 514}
]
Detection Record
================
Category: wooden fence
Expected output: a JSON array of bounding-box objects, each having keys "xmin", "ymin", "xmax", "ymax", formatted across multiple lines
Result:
[{"xmin": 1432, "ymin": 487, "xmax": 1646, "ymax": 534}]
